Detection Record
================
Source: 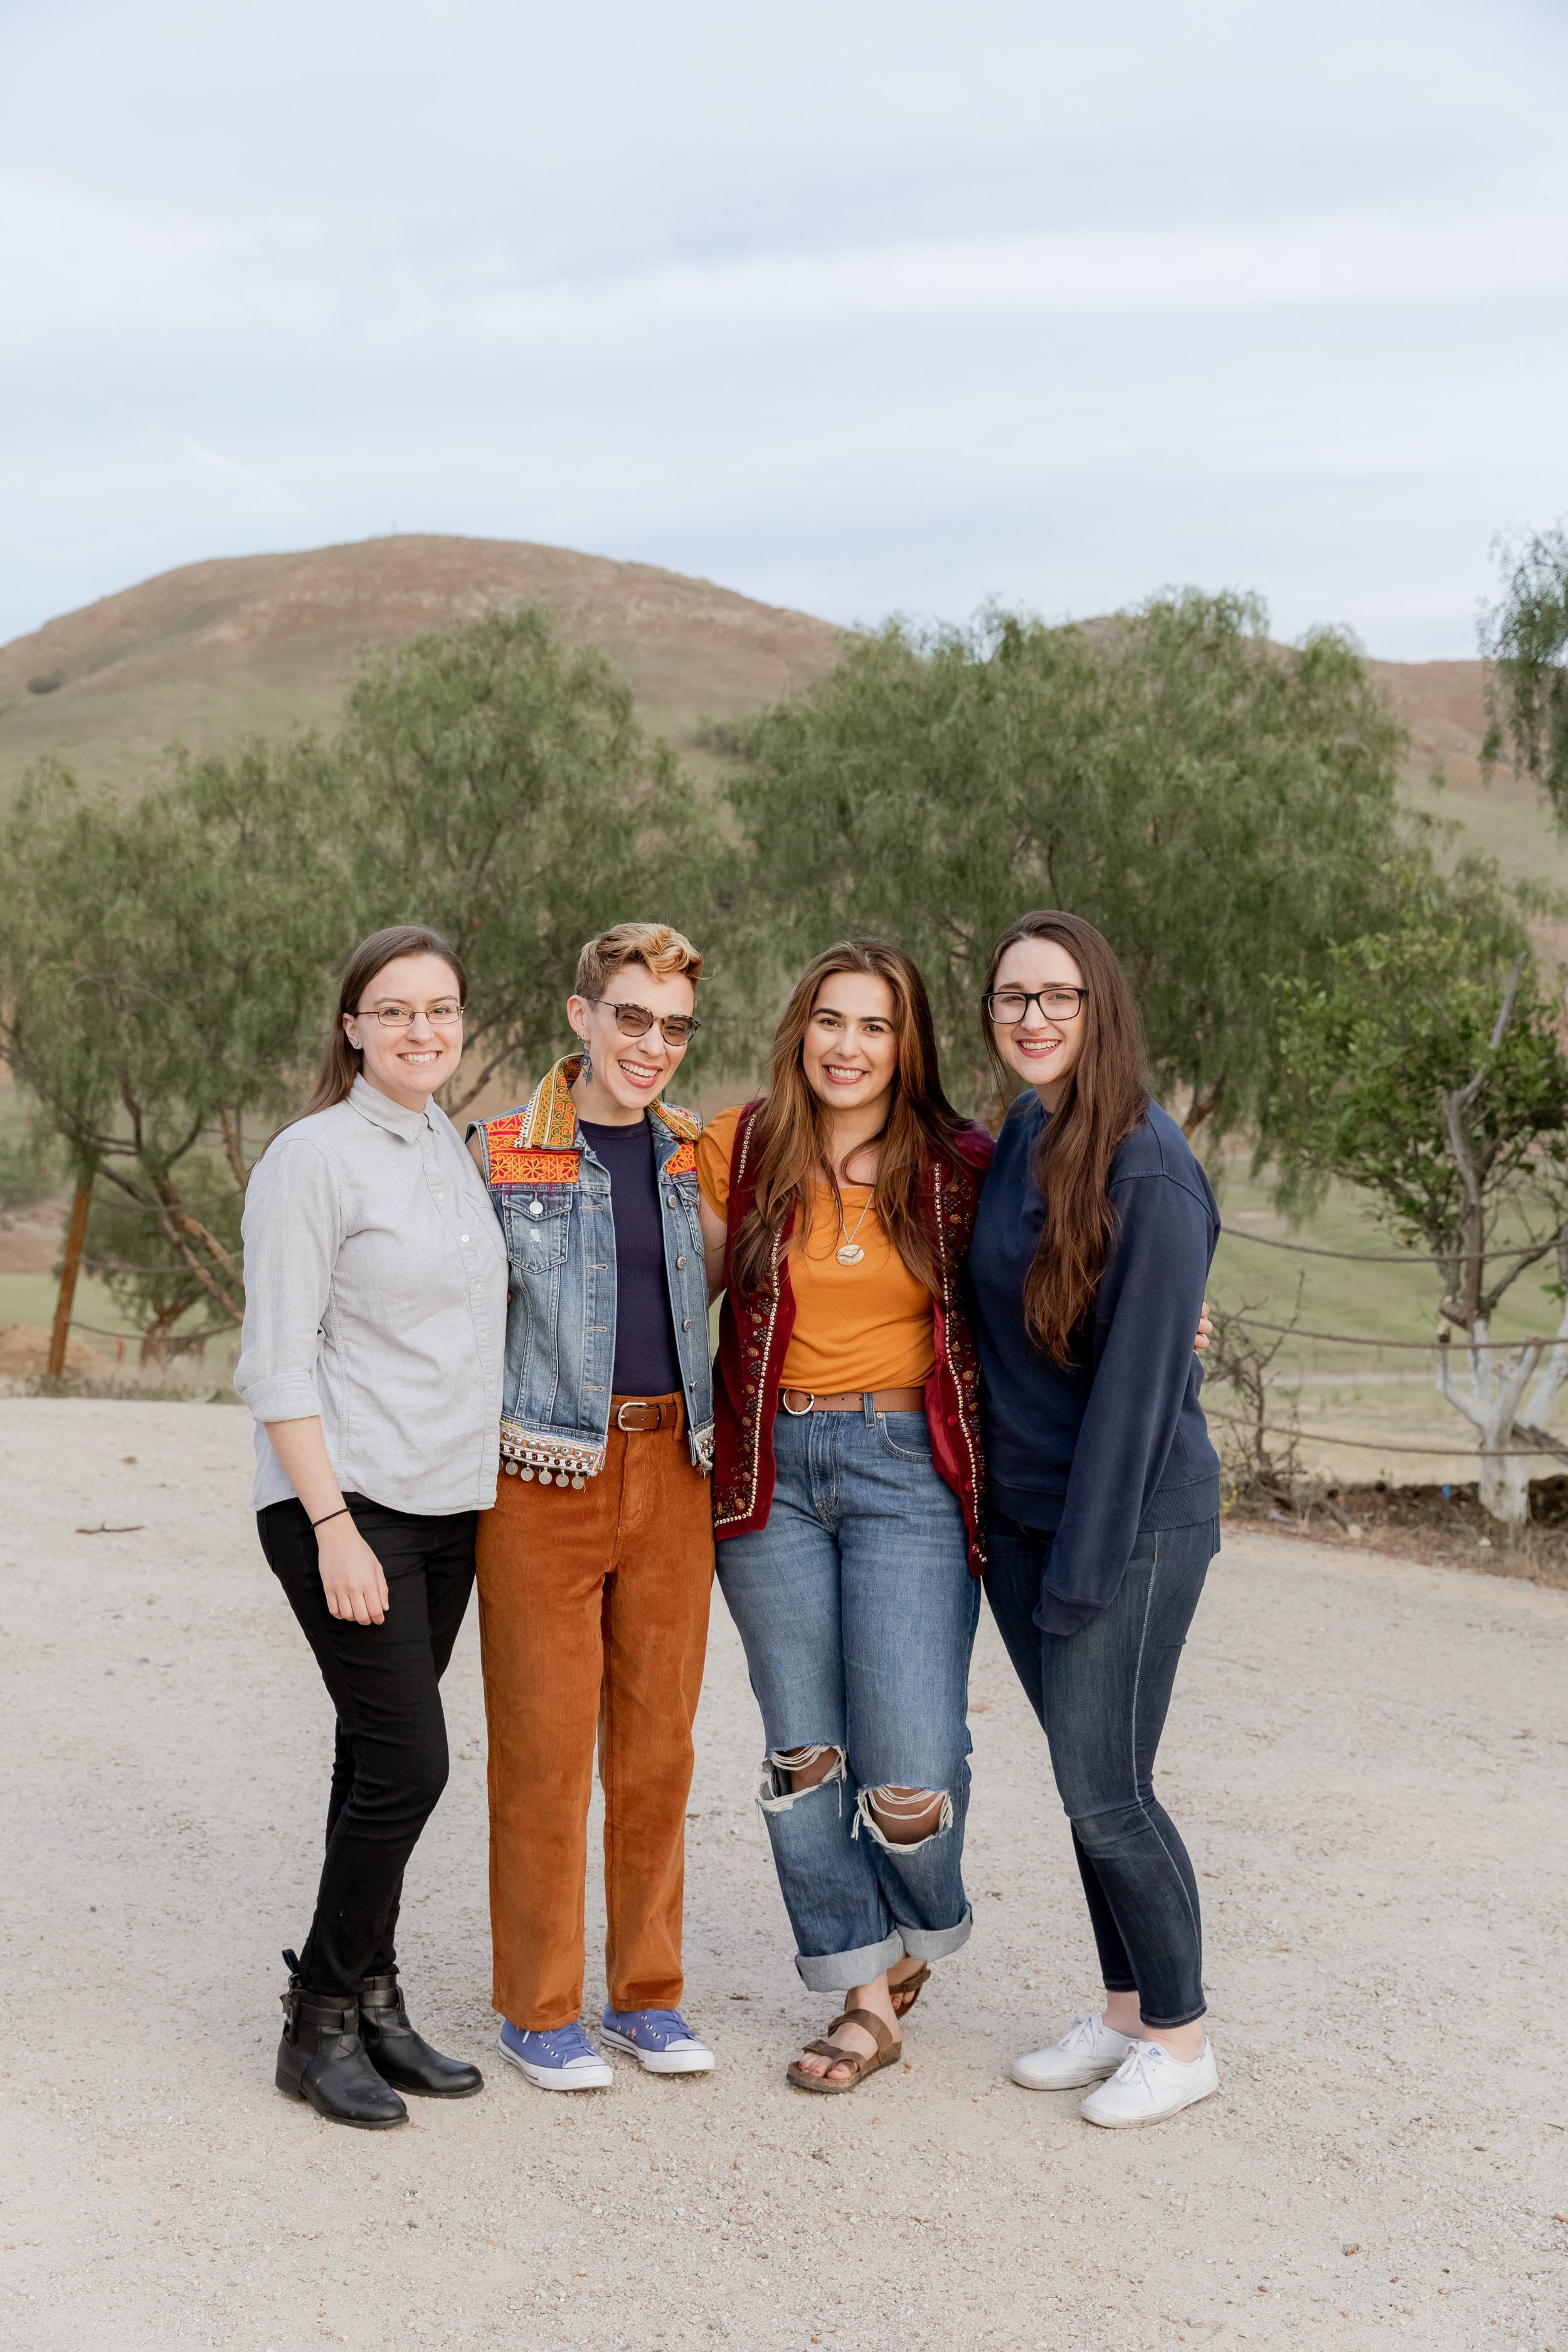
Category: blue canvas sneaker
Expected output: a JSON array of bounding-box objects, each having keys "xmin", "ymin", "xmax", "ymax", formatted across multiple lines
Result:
[
  {"xmin": 598, "ymin": 2006, "xmax": 715, "ymax": 2075},
  {"xmin": 497, "ymin": 2019, "xmax": 613, "ymax": 2092}
]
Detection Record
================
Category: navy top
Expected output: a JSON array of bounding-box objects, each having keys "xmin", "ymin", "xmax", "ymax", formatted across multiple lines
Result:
[
  {"xmin": 578, "ymin": 1116, "xmax": 684, "ymax": 1398},
  {"xmin": 968, "ymin": 1094, "xmax": 1221, "ymax": 1636}
]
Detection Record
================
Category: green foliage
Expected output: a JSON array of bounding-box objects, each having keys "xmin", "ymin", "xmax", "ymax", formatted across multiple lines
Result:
[
  {"xmin": 1483, "ymin": 527, "xmax": 1568, "ymax": 824},
  {"xmin": 331, "ymin": 609, "xmax": 729, "ymax": 1105},
  {"xmin": 1270, "ymin": 904, "xmax": 1568, "ymax": 1303},
  {"xmin": 85, "ymin": 1157, "xmax": 245, "ymax": 1354},
  {"xmin": 0, "ymin": 1120, "xmax": 63, "ymax": 1209},
  {"xmin": 722, "ymin": 590, "xmax": 1412, "ymax": 1126},
  {"xmin": 0, "ymin": 750, "xmax": 353, "ymax": 1333}
]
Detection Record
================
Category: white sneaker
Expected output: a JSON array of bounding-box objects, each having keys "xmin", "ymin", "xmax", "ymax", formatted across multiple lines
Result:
[
  {"xmin": 1011, "ymin": 2011, "xmax": 1137, "ymax": 2091},
  {"xmin": 1079, "ymin": 2037, "xmax": 1219, "ymax": 2128}
]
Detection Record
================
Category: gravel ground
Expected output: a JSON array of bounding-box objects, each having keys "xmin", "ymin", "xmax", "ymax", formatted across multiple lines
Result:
[{"xmin": 3, "ymin": 1398, "xmax": 1565, "ymax": 2352}]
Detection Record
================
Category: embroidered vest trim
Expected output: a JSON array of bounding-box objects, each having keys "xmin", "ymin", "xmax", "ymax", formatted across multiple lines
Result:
[{"xmin": 711, "ymin": 1103, "xmax": 993, "ymax": 1572}]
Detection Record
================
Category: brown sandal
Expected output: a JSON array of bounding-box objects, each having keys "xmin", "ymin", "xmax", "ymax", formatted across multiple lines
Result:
[
  {"xmin": 887, "ymin": 1961, "xmax": 931, "ymax": 2018},
  {"xmin": 787, "ymin": 2008, "xmax": 902, "ymax": 2095}
]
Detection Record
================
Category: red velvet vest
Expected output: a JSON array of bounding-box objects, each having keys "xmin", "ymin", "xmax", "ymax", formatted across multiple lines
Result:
[{"xmin": 711, "ymin": 1102, "xmax": 995, "ymax": 1574}]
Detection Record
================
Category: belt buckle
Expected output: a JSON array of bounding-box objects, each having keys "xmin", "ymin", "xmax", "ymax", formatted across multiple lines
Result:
[
  {"xmin": 616, "ymin": 1399, "xmax": 659, "ymax": 1431},
  {"xmin": 779, "ymin": 1389, "xmax": 815, "ymax": 1417}
]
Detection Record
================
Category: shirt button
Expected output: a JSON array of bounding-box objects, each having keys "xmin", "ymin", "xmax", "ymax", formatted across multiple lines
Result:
[
  {"xmin": 462, "ymin": 1234, "xmax": 470, "ymax": 1244},
  {"xmin": 675, "ymin": 1254, "xmax": 687, "ymax": 1269},
  {"xmin": 682, "ymin": 1318, "xmax": 691, "ymax": 1332}
]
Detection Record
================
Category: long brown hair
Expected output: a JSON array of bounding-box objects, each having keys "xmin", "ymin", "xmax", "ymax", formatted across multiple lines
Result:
[
  {"xmin": 294, "ymin": 925, "xmax": 469, "ymax": 1126},
  {"xmin": 981, "ymin": 910, "xmax": 1149, "ymax": 1362},
  {"xmin": 731, "ymin": 938, "xmax": 968, "ymax": 1300}
]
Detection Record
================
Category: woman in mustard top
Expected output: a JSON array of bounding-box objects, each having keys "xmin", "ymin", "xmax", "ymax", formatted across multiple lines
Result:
[{"xmin": 696, "ymin": 938, "xmax": 993, "ymax": 2095}]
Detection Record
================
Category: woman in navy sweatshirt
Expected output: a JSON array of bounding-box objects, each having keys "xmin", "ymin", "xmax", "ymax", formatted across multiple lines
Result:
[{"xmin": 967, "ymin": 909, "xmax": 1222, "ymax": 2132}]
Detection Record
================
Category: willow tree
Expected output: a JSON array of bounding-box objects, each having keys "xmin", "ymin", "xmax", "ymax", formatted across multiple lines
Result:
[
  {"xmin": 0, "ymin": 750, "xmax": 350, "ymax": 1339},
  {"xmin": 721, "ymin": 591, "xmax": 1410, "ymax": 1128},
  {"xmin": 332, "ymin": 607, "xmax": 730, "ymax": 1106}
]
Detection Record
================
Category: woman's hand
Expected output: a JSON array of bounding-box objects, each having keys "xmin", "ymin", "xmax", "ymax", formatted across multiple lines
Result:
[
  {"xmin": 262, "ymin": 1415, "xmax": 389, "ymax": 1624},
  {"xmin": 1194, "ymin": 1299, "xmax": 1214, "ymax": 1355},
  {"xmin": 316, "ymin": 1514, "xmax": 391, "ymax": 1626}
]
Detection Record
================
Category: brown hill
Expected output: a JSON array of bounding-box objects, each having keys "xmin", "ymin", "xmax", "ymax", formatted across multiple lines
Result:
[
  {"xmin": 1369, "ymin": 655, "xmax": 1568, "ymax": 899},
  {"xmin": 1, "ymin": 536, "xmax": 1560, "ymax": 900},
  {"xmin": 0, "ymin": 534, "xmax": 847, "ymax": 797},
  {"xmin": 1369, "ymin": 657, "xmax": 1489, "ymax": 791}
]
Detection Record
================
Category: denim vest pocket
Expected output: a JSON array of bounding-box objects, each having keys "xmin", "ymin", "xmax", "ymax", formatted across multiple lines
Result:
[{"xmin": 503, "ymin": 1190, "xmax": 573, "ymax": 1273}]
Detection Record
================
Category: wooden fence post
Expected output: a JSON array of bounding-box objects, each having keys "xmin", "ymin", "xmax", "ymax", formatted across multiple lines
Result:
[{"xmin": 46, "ymin": 1182, "xmax": 92, "ymax": 1379}]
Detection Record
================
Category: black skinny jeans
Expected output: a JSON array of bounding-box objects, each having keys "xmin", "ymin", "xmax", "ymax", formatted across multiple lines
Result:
[
  {"xmin": 984, "ymin": 1513, "xmax": 1217, "ymax": 2032},
  {"xmin": 258, "ymin": 1494, "xmax": 477, "ymax": 1998}
]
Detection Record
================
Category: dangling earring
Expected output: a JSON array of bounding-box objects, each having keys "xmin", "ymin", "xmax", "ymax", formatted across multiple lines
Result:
[{"xmin": 575, "ymin": 1034, "xmax": 591, "ymax": 1083}]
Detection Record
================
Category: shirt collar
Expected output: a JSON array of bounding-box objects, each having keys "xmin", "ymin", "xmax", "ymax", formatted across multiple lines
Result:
[{"xmin": 348, "ymin": 1073, "xmax": 432, "ymax": 1140}]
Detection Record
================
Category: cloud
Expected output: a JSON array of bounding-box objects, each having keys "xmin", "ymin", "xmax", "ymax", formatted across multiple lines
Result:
[{"xmin": 1, "ymin": 0, "xmax": 1565, "ymax": 655}]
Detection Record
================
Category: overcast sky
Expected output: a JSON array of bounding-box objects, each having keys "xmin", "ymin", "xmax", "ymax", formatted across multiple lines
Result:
[{"xmin": 3, "ymin": 0, "xmax": 1565, "ymax": 657}]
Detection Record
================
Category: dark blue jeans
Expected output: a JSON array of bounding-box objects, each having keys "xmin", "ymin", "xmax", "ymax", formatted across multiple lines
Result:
[{"xmin": 983, "ymin": 1512, "xmax": 1218, "ymax": 2032}]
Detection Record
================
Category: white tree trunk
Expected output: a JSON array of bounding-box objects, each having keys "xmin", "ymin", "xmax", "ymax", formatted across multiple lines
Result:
[
  {"xmin": 1476, "ymin": 1426, "xmax": 1532, "ymax": 1525},
  {"xmin": 1434, "ymin": 1288, "xmax": 1568, "ymax": 1525}
]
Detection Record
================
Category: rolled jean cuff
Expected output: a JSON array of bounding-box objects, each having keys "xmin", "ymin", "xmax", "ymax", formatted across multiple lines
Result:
[
  {"xmin": 793, "ymin": 1931, "xmax": 904, "ymax": 1993},
  {"xmin": 898, "ymin": 1904, "xmax": 972, "ymax": 1964},
  {"xmin": 1140, "ymin": 1998, "xmax": 1207, "ymax": 2031}
]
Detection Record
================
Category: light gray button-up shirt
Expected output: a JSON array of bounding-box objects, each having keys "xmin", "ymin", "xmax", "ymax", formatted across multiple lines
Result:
[{"xmin": 235, "ymin": 1076, "xmax": 508, "ymax": 1513}]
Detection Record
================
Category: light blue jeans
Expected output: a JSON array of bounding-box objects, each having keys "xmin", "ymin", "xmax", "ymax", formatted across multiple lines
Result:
[{"xmin": 715, "ymin": 1401, "xmax": 980, "ymax": 1991}]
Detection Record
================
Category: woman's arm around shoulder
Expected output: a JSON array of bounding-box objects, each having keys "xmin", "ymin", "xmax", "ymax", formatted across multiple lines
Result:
[{"xmin": 695, "ymin": 1105, "xmax": 745, "ymax": 1301}]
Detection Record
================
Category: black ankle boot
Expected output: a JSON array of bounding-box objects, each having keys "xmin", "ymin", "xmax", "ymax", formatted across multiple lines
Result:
[
  {"xmin": 276, "ymin": 1952, "xmax": 408, "ymax": 2128},
  {"xmin": 359, "ymin": 1970, "xmax": 484, "ymax": 2098}
]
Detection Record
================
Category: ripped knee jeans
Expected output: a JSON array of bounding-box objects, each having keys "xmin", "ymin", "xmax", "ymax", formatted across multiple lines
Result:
[{"xmin": 714, "ymin": 1403, "xmax": 980, "ymax": 1993}]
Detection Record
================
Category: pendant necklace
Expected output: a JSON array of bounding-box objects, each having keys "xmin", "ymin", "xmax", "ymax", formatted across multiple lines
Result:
[{"xmin": 835, "ymin": 1187, "xmax": 875, "ymax": 1267}]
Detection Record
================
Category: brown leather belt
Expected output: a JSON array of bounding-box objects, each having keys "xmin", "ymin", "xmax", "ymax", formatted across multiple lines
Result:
[
  {"xmin": 780, "ymin": 1385, "xmax": 926, "ymax": 1416},
  {"xmin": 613, "ymin": 1392, "xmax": 686, "ymax": 1435}
]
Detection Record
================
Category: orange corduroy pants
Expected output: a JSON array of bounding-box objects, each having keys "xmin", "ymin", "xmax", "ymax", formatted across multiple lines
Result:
[{"xmin": 475, "ymin": 1395, "xmax": 714, "ymax": 2031}]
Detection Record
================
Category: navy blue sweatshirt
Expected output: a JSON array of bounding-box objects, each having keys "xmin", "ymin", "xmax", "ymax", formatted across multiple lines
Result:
[{"xmin": 968, "ymin": 1094, "xmax": 1221, "ymax": 1636}]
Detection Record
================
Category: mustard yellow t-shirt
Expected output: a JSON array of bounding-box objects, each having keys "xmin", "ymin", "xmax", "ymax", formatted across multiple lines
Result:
[{"xmin": 696, "ymin": 1105, "xmax": 935, "ymax": 1393}]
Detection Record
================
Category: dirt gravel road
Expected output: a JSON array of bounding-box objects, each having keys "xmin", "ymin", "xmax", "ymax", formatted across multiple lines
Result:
[{"xmin": 3, "ymin": 1400, "xmax": 1565, "ymax": 2352}]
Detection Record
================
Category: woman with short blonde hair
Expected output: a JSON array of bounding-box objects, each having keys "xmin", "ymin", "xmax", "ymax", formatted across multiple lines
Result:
[{"xmin": 468, "ymin": 918, "xmax": 720, "ymax": 2090}]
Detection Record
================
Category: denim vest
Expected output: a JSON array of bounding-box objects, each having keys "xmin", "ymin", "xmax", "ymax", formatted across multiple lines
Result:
[{"xmin": 470, "ymin": 1054, "xmax": 714, "ymax": 1483}]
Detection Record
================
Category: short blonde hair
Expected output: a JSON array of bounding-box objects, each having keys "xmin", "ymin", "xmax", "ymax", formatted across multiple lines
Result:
[{"xmin": 574, "ymin": 921, "xmax": 703, "ymax": 999}]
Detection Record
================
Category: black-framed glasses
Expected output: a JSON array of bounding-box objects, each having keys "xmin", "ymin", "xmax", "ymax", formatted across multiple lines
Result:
[
  {"xmin": 983, "ymin": 986, "xmax": 1088, "ymax": 1024},
  {"xmin": 587, "ymin": 997, "xmax": 702, "ymax": 1046}
]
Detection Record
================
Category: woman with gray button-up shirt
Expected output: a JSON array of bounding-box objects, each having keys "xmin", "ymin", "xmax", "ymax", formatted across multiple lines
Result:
[{"xmin": 235, "ymin": 925, "xmax": 507, "ymax": 2130}]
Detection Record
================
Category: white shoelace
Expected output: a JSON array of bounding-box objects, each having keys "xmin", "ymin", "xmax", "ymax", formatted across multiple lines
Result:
[
  {"xmin": 1059, "ymin": 2011, "xmax": 1103, "ymax": 2051},
  {"xmin": 1111, "ymin": 2038, "xmax": 1171, "ymax": 2096}
]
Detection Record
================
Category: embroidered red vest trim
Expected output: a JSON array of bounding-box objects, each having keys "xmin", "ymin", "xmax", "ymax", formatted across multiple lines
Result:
[{"xmin": 711, "ymin": 1103, "xmax": 994, "ymax": 1574}]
